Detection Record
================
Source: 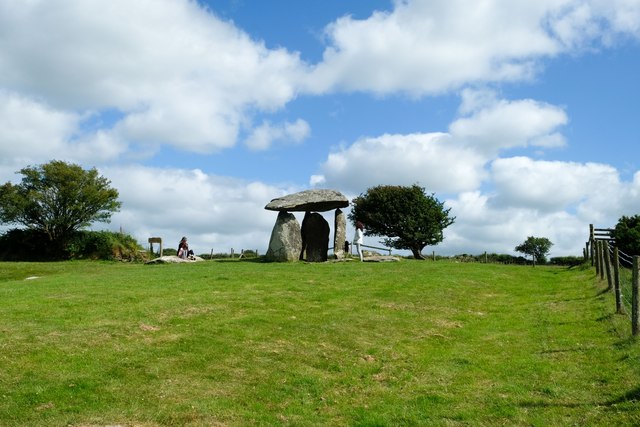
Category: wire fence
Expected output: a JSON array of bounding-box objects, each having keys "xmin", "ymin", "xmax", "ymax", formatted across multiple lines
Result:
[
  {"xmin": 610, "ymin": 243, "xmax": 635, "ymax": 314},
  {"xmin": 588, "ymin": 224, "xmax": 640, "ymax": 336}
]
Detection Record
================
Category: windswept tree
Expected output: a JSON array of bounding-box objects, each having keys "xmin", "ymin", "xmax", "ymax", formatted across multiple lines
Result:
[
  {"xmin": 515, "ymin": 236, "xmax": 553, "ymax": 266},
  {"xmin": 348, "ymin": 184, "xmax": 455, "ymax": 259},
  {"xmin": 0, "ymin": 160, "xmax": 122, "ymax": 250}
]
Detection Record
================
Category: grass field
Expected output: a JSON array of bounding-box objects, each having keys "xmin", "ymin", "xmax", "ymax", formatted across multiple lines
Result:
[{"xmin": 1, "ymin": 259, "xmax": 639, "ymax": 426}]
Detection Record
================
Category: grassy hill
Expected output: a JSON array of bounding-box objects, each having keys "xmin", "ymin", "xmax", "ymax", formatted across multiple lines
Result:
[{"xmin": 1, "ymin": 259, "xmax": 639, "ymax": 426}]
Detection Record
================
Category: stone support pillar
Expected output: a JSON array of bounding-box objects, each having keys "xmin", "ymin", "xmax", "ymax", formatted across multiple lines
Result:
[{"xmin": 334, "ymin": 208, "xmax": 346, "ymax": 259}]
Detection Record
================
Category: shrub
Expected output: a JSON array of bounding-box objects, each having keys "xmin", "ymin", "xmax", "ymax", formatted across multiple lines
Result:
[
  {"xmin": 0, "ymin": 228, "xmax": 144, "ymax": 261},
  {"xmin": 0, "ymin": 228, "xmax": 54, "ymax": 261},
  {"xmin": 549, "ymin": 256, "xmax": 586, "ymax": 267}
]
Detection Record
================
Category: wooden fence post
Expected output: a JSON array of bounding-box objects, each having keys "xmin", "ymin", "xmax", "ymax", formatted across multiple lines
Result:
[
  {"xmin": 603, "ymin": 241, "xmax": 613, "ymax": 291},
  {"xmin": 599, "ymin": 241, "xmax": 606, "ymax": 281},
  {"xmin": 590, "ymin": 224, "xmax": 595, "ymax": 266},
  {"xmin": 614, "ymin": 247, "xmax": 624, "ymax": 314},
  {"xmin": 594, "ymin": 239, "xmax": 601, "ymax": 277},
  {"xmin": 633, "ymin": 256, "xmax": 639, "ymax": 336}
]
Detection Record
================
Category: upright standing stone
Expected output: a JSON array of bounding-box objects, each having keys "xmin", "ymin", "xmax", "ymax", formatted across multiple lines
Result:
[
  {"xmin": 334, "ymin": 208, "xmax": 346, "ymax": 259},
  {"xmin": 266, "ymin": 211, "xmax": 302, "ymax": 262},
  {"xmin": 304, "ymin": 212, "xmax": 330, "ymax": 262},
  {"xmin": 299, "ymin": 211, "xmax": 310, "ymax": 260}
]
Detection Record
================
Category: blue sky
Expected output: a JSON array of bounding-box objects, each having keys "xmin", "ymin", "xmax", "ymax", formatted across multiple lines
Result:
[{"xmin": 1, "ymin": 0, "xmax": 639, "ymax": 257}]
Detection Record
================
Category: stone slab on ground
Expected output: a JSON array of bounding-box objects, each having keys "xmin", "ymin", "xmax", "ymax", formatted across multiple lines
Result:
[
  {"xmin": 145, "ymin": 255, "xmax": 205, "ymax": 264},
  {"xmin": 363, "ymin": 255, "xmax": 401, "ymax": 262}
]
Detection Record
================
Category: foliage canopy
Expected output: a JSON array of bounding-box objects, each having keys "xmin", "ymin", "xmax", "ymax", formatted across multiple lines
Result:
[
  {"xmin": 0, "ymin": 160, "xmax": 121, "ymax": 250},
  {"xmin": 515, "ymin": 236, "xmax": 553, "ymax": 266},
  {"xmin": 348, "ymin": 184, "xmax": 455, "ymax": 259},
  {"xmin": 612, "ymin": 215, "xmax": 640, "ymax": 256}
]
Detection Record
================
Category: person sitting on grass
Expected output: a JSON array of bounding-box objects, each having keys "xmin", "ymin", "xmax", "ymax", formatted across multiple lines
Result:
[{"xmin": 177, "ymin": 236, "xmax": 194, "ymax": 259}]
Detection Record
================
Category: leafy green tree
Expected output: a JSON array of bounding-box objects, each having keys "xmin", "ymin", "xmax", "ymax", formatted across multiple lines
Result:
[
  {"xmin": 0, "ymin": 160, "xmax": 122, "ymax": 251},
  {"xmin": 348, "ymin": 184, "xmax": 455, "ymax": 259},
  {"xmin": 611, "ymin": 215, "xmax": 640, "ymax": 256},
  {"xmin": 515, "ymin": 236, "xmax": 553, "ymax": 266}
]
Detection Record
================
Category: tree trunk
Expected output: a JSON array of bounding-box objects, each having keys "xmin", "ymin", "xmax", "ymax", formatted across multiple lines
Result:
[{"xmin": 411, "ymin": 246, "xmax": 426, "ymax": 260}]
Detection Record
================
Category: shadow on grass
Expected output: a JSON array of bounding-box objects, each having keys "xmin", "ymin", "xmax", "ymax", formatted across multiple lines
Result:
[
  {"xmin": 596, "ymin": 313, "xmax": 615, "ymax": 322},
  {"xmin": 597, "ymin": 287, "xmax": 613, "ymax": 296},
  {"xmin": 614, "ymin": 335, "xmax": 638, "ymax": 350},
  {"xmin": 211, "ymin": 257, "xmax": 270, "ymax": 264},
  {"xmin": 519, "ymin": 400, "xmax": 590, "ymax": 409},
  {"xmin": 605, "ymin": 386, "xmax": 640, "ymax": 406},
  {"xmin": 520, "ymin": 386, "xmax": 640, "ymax": 409},
  {"xmin": 537, "ymin": 346, "xmax": 594, "ymax": 355}
]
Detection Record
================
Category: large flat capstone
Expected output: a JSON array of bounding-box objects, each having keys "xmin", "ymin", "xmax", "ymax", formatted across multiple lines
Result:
[{"xmin": 265, "ymin": 189, "xmax": 349, "ymax": 212}]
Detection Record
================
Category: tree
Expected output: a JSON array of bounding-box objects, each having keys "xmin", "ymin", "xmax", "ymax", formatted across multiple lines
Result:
[
  {"xmin": 611, "ymin": 215, "xmax": 640, "ymax": 256},
  {"xmin": 515, "ymin": 236, "xmax": 553, "ymax": 266},
  {"xmin": 348, "ymin": 184, "xmax": 455, "ymax": 259},
  {"xmin": 0, "ymin": 160, "xmax": 122, "ymax": 250}
]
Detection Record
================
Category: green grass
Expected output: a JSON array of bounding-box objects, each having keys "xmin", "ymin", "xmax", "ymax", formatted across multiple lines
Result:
[{"xmin": 1, "ymin": 259, "xmax": 639, "ymax": 426}]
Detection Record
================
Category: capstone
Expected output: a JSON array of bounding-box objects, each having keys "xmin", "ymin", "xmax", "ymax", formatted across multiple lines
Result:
[{"xmin": 265, "ymin": 189, "xmax": 349, "ymax": 212}]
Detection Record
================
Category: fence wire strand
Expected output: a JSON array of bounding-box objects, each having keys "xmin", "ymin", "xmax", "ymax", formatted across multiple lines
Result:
[{"xmin": 604, "ymin": 240, "xmax": 635, "ymax": 320}]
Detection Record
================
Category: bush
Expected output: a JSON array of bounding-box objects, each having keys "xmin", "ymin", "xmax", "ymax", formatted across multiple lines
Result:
[
  {"xmin": 0, "ymin": 229, "xmax": 54, "ymax": 261},
  {"xmin": 612, "ymin": 215, "xmax": 640, "ymax": 256},
  {"xmin": 549, "ymin": 256, "xmax": 586, "ymax": 267},
  {"xmin": 0, "ymin": 228, "xmax": 144, "ymax": 261},
  {"xmin": 67, "ymin": 230, "xmax": 144, "ymax": 261}
]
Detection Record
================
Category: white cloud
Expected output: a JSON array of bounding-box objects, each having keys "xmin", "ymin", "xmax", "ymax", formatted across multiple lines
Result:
[
  {"xmin": 490, "ymin": 157, "xmax": 619, "ymax": 212},
  {"xmin": 101, "ymin": 166, "xmax": 295, "ymax": 254},
  {"xmin": 442, "ymin": 191, "xmax": 588, "ymax": 257},
  {"xmin": 0, "ymin": 91, "xmax": 77, "ymax": 166},
  {"xmin": 315, "ymin": 132, "xmax": 487, "ymax": 194},
  {"xmin": 306, "ymin": 0, "xmax": 640, "ymax": 96},
  {"xmin": 244, "ymin": 119, "xmax": 311, "ymax": 151},
  {"xmin": 548, "ymin": 0, "xmax": 640, "ymax": 48},
  {"xmin": 315, "ymin": 90, "xmax": 568, "ymax": 194},
  {"xmin": 450, "ymin": 94, "xmax": 568, "ymax": 155},
  {"xmin": 0, "ymin": 91, "xmax": 127, "ymax": 182},
  {"xmin": 0, "ymin": 0, "xmax": 308, "ymax": 154}
]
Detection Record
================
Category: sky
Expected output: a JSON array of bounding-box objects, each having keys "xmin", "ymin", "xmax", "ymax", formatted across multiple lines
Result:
[{"xmin": 1, "ymin": 0, "xmax": 639, "ymax": 258}]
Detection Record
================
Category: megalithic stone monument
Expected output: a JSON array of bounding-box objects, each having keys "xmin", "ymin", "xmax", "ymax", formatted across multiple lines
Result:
[{"xmin": 265, "ymin": 189, "xmax": 349, "ymax": 262}]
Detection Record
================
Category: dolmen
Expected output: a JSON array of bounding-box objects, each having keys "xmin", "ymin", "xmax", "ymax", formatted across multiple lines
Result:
[{"xmin": 264, "ymin": 189, "xmax": 349, "ymax": 262}]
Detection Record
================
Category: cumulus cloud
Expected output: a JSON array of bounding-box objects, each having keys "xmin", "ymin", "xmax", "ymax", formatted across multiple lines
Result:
[
  {"xmin": 307, "ymin": 0, "xmax": 640, "ymax": 95},
  {"xmin": 490, "ymin": 157, "xmax": 619, "ymax": 212},
  {"xmin": 244, "ymin": 119, "xmax": 311, "ymax": 151},
  {"xmin": 450, "ymin": 91, "xmax": 568, "ymax": 155},
  {"xmin": 437, "ymin": 153, "xmax": 638, "ymax": 257},
  {"xmin": 314, "ymin": 132, "xmax": 487, "ymax": 194},
  {"xmin": 0, "ymin": 0, "xmax": 308, "ymax": 155},
  {"xmin": 101, "ymin": 166, "xmax": 294, "ymax": 254},
  {"xmin": 0, "ymin": 91, "xmax": 127, "ymax": 182},
  {"xmin": 314, "ymin": 90, "xmax": 567, "ymax": 194},
  {"xmin": 442, "ymin": 190, "xmax": 588, "ymax": 256},
  {"xmin": 0, "ymin": 91, "xmax": 78, "ymax": 165}
]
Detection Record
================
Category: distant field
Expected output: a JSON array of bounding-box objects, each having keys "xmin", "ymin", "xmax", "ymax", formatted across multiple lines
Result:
[{"xmin": 1, "ymin": 259, "xmax": 639, "ymax": 426}]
